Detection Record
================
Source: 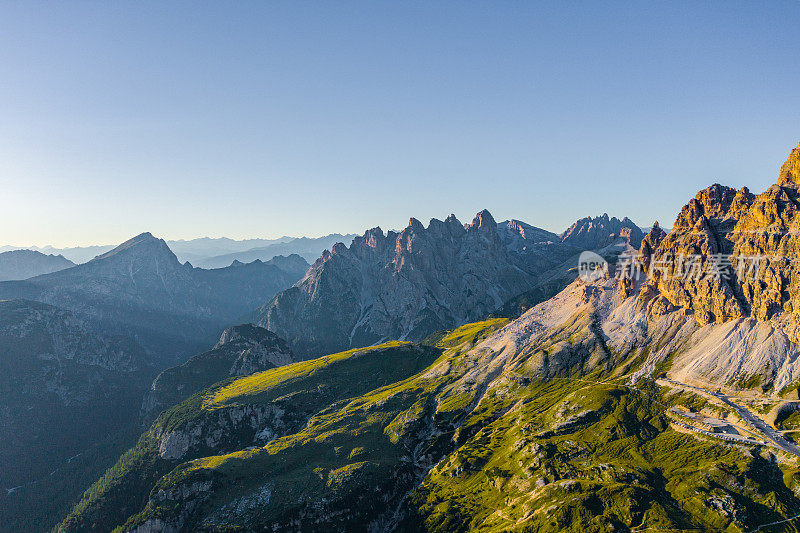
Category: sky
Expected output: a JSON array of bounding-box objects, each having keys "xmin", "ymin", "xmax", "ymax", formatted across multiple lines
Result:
[{"xmin": 1, "ymin": 2, "xmax": 799, "ymax": 247}]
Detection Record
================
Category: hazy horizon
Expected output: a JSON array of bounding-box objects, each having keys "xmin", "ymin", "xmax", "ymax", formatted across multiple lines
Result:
[
  {"xmin": 0, "ymin": 209, "xmax": 658, "ymax": 250},
  {"xmin": 2, "ymin": 2, "xmax": 799, "ymax": 247}
]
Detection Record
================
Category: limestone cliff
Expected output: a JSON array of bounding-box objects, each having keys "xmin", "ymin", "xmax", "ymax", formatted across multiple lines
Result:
[{"xmin": 644, "ymin": 142, "xmax": 800, "ymax": 341}]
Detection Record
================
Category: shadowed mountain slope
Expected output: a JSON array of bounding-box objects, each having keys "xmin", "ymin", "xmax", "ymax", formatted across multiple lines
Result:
[
  {"xmin": 0, "ymin": 299, "xmax": 154, "ymax": 532},
  {"xmin": 0, "ymin": 233, "xmax": 303, "ymax": 363},
  {"xmin": 0, "ymin": 249, "xmax": 74, "ymax": 281},
  {"xmin": 141, "ymin": 324, "xmax": 296, "ymax": 423}
]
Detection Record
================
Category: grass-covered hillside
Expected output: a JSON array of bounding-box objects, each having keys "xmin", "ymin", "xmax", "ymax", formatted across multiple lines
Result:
[
  {"xmin": 56, "ymin": 340, "xmax": 443, "ymax": 532},
  {"xmin": 57, "ymin": 315, "xmax": 800, "ymax": 532},
  {"xmin": 141, "ymin": 324, "xmax": 295, "ymax": 424}
]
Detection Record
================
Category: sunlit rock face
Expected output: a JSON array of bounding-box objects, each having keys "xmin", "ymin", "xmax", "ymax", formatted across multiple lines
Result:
[
  {"xmin": 641, "ymin": 142, "xmax": 800, "ymax": 341},
  {"xmin": 560, "ymin": 213, "xmax": 644, "ymax": 250}
]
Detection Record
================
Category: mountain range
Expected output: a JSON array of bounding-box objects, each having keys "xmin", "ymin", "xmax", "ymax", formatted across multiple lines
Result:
[
  {"xmin": 257, "ymin": 210, "xmax": 642, "ymax": 358},
  {"xmin": 0, "ymin": 212, "xmax": 641, "ymax": 532},
  {"xmin": 0, "ymin": 233, "xmax": 307, "ymax": 363},
  {"xmin": 44, "ymin": 141, "xmax": 800, "ymax": 533},
  {"xmin": 0, "ymin": 249, "xmax": 75, "ymax": 281},
  {"xmin": 0, "ymin": 233, "xmax": 357, "ymax": 268},
  {"xmin": 9, "ymin": 141, "xmax": 800, "ymax": 532},
  {"xmin": 194, "ymin": 233, "xmax": 359, "ymax": 268}
]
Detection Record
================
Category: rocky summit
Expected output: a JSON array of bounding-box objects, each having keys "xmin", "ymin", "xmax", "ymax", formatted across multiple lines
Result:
[
  {"xmin": 560, "ymin": 213, "xmax": 644, "ymax": 250},
  {"xmin": 641, "ymin": 142, "xmax": 800, "ymax": 343},
  {"xmin": 256, "ymin": 209, "xmax": 638, "ymax": 358}
]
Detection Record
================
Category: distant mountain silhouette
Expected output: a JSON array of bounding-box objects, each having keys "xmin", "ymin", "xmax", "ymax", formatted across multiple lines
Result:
[
  {"xmin": 0, "ymin": 249, "xmax": 75, "ymax": 281},
  {"xmin": 197, "ymin": 234, "xmax": 358, "ymax": 268},
  {"xmin": 0, "ymin": 232, "xmax": 304, "ymax": 363}
]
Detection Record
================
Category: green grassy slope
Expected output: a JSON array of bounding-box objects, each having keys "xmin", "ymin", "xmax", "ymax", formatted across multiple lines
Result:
[
  {"xmin": 56, "ymin": 341, "xmax": 441, "ymax": 532},
  {"xmin": 57, "ymin": 317, "xmax": 800, "ymax": 532},
  {"xmin": 404, "ymin": 379, "xmax": 800, "ymax": 532}
]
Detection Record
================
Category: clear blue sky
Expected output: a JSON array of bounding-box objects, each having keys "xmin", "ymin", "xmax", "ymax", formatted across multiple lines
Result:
[{"xmin": 1, "ymin": 2, "xmax": 799, "ymax": 247}]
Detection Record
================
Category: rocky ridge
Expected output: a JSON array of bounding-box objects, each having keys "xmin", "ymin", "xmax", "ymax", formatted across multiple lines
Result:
[
  {"xmin": 560, "ymin": 213, "xmax": 644, "ymax": 249},
  {"xmin": 259, "ymin": 210, "xmax": 640, "ymax": 357},
  {"xmin": 640, "ymin": 142, "xmax": 800, "ymax": 342}
]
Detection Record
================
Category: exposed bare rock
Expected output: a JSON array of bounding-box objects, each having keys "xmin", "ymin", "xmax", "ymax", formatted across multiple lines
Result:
[
  {"xmin": 645, "ymin": 184, "xmax": 748, "ymax": 325},
  {"xmin": 778, "ymin": 141, "xmax": 800, "ymax": 186},
  {"xmin": 258, "ymin": 208, "xmax": 649, "ymax": 357},
  {"xmin": 728, "ymin": 146, "xmax": 800, "ymax": 338},
  {"xmin": 258, "ymin": 210, "xmax": 546, "ymax": 357},
  {"xmin": 498, "ymin": 219, "xmax": 560, "ymax": 252},
  {"xmin": 560, "ymin": 214, "xmax": 644, "ymax": 249},
  {"xmin": 638, "ymin": 143, "xmax": 800, "ymax": 341},
  {"xmin": 638, "ymin": 222, "xmax": 667, "ymax": 269}
]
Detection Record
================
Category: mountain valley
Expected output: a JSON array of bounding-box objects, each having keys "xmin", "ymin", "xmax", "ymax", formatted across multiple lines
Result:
[
  {"xmin": 6, "ymin": 143, "xmax": 800, "ymax": 532},
  {"xmin": 44, "ymin": 141, "xmax": 800, "ymax": 533}
]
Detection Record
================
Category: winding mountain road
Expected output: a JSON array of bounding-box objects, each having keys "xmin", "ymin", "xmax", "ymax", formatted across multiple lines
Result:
[{"xmin": 662, "ymin": 379, "xmax": 800, "ymax": 456}]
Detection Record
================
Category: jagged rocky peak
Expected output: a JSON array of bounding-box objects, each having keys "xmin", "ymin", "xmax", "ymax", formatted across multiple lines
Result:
[
  {"xmin": 408, "ymin": 216, "xmax": 426, "ymax": 232},
  {"xmin": 639, "ymin": 221, "xmax": 667, "ymax": 261},
  {"xmin": 497, "ymin": 220, "xmax": 561, "ymax": 256},
  {"xmin": 778, "ymin": 140, "xmax": 800, "ymax": 186},
  {"xmin": 444, "ymin": 213, "xmax": 463, "ymax": 229},
  {"xmin": 734, "ymin": 147, "xmax": 800, "ymax": 231},
  {"xmin": 644, "ymin": 183, "xmax": 748, "ymax": 325},
  {"xmin": 731, "ymin": 186, "xmax": 755, "ymax": 216},
  {"xmin": 427, "ymin": 215, "xmax": 467, "ymax": 239},
  {"xmin": 503, "ymin": 219, "xmax": 557, "ymax": 242},
  {"xmin": 258, "ymin": 208, "xmax": 542, "ymax": 357},
  {"xmin": 560, "ymin": 213, "xmax": 644, "ymax": 249},
  {"xmin": 363, "ymin": 227, "xmax": 385, "ymax": 247},
  {"xmin": 637, "ymin": 140, "xmax": 800, "ymax": 334},
  {"xmin": 673, "ymin": 184, "xmax": 752, "ymax": 231},
  {"xmin": 468, "ymin": 209, "xmax": 497, "ymax": 232}
]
